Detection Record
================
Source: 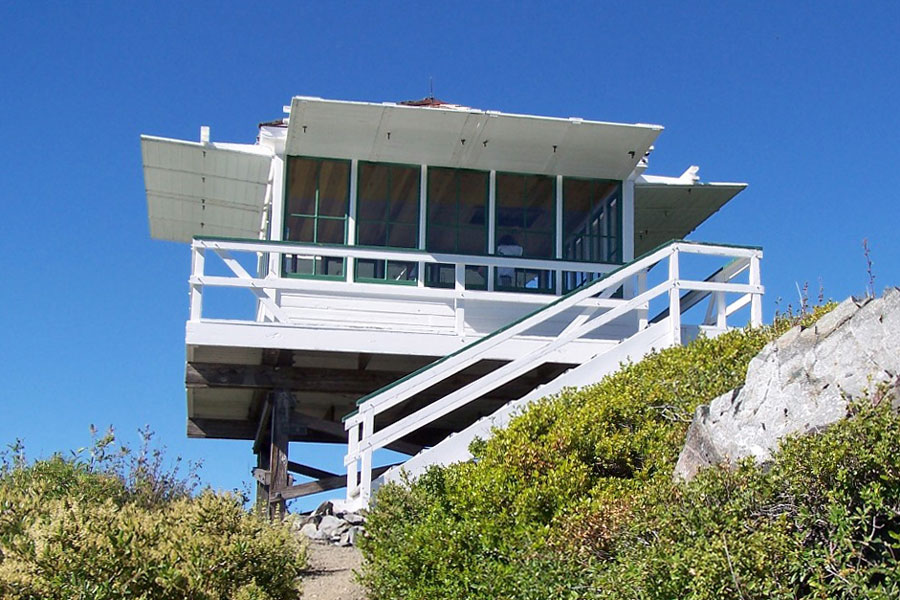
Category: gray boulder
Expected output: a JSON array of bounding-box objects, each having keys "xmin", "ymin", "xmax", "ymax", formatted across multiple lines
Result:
[{"xmin": 675, "ymin": 288, "xmax": 900, "ymax": 481}]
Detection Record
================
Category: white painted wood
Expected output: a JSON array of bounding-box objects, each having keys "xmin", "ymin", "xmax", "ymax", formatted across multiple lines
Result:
[
  {"xmin": 679, "ymin": 281, "xmax": 763, "ymax": 294},
  {"xmin": 672, "ymin": 242, "xmax": 760, "ymax": 259},
  {"xmin": 287, "ymin": 97, "xmax": 662, "ymax": 181},
  {"xmin": 212, "ymin": 249, "xmax": 291, "ymax": 324},
  {"xmin": 344, "ymin": 244, "xmax": 676, "ymax": 429},
  {"xmin": 356, "ymin": 279, "xmax": 669, "ymax": 451},
  {"xmin": 668, "ymin": 247, "xmax": 681, "ymax": 346},
  {"xmin": 622, "ymin": 177, "xmax": 635, "ymax": 263},
  {"xmin": 726, "ymin": 294, "xmax": 752, "ymax": 317},
  {"xmin": 190, "ymin": 246, "xmax": 205, "ymax": 321},
  {"xmin": 347, "ymin": 159, "xmax": 358, "ymax": 282},
  {"xmin": 186, "ymin": 320, "xmax": 616, "ymax": 364},
  {"xmin": 377, "ymin": 319, "xmax": 674, "ymax": 486},
  {"xmin": 487, "ymin": 170, "xmax": 496, "ymax": 292},
  {"xmin": 359, "ymin": 410, "xmax": 374, "ymax": 504},
  {"xmin": 346, "ymin": 423, "xmax": 360, "ymax": 495},
  {"xmin": 636, "ymin": 268, "xmax": 648, "ymax": 330},
  {"xmin": 749, "ymin": 253, "xmax": 763, "ymax": 326}
]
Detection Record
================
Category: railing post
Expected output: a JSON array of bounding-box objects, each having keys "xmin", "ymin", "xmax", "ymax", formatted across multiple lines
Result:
[
  {"xmin": 190, "ymin": 244, "xmax": 205, "ymax": 321},
  {"xmin": 637, "ymin": 268, "xmax": 648, "ymax": 330},
  {"xmin": 345, "ymin": 422, "xmax": 360, "ymax": 499},
  {"xmin": 668, "ymin": 246, "xmax": 681, "ymax": 346},
  {"xmin": 749, "ymin": 251, "xmax": 762, "ymax": 327},
  {"xmin": 359, "ymin": 409, "xmax": 375, "ymax": 506},
  {"xmin": 454, "ymin": 262, "xmax": 466, "ymax": 338}
]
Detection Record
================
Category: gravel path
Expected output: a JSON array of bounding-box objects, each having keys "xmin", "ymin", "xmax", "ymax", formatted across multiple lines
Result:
[{"xmin": 301, "ymin": 542, "xmax": 367, "ymax": 600}]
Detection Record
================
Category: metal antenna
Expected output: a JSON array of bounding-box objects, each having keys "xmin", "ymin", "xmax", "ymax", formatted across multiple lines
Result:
[{"xmin": 429, "ymin": 76, "xmax": 434, "ymax": 100}]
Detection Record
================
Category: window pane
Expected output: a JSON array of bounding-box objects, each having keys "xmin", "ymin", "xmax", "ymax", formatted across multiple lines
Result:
[
  {"xmin": 357, "ymin": 222, "xmax": 387, "ymax": 246},
  {"xmin": 563, "ymin": 178, "xmax": 592, "ymax": 234},
  {"xmin": 388, "ymin": 223, "xmax": 417, "ymax": 248},
  {"xmin": 496, "ymin": 173, "xmax": 554, "ymax": 257},
  {"xmin": 386, "ymin": 261, "xmax": 417, "ymax": 282},
  {"xmin": 496, "ymin": 173, "xmax": 524, "ymax": 211},
  {"xmin": 320, "ymin": 257, "xmax": 345, "ymax": 277},
  {"xmin": 458, "ymin": 228, "xmax": 486, "ymax": 255},
  {"xmin": 425, "ymin": 263, "xmax": 455, "ymax": 288},
  {"xmin": 318, "ymin": 160, "xmax": 350, "ymax": 217},
  {"xmin": 389, "ymin": 166, "xmax": 420, "ymax": 224},
  {"xmin": 285, "ymin": 158, "xmax": 318, "ymax": 216},
  {"xmin": 358, "ymin": 162, "xmax": 388, "ymax": 220},
  {"xmin": 427, "ymin": 225, "xmax": 457, "ymax": 253},
  {"xmin": 523, "ymin": 175, "xmax": 554, "ymax": 232},
  {"xmin": 562, "ymin": 177, "xmax": 622, "ymax": 264},
  {"xmin": 524, "ymin": 232, "xmax": 554, "ymax": 258},
  {"xmin": 317, "ymin": 218, "xmax": 345, "ymax": 244},
  {"xmin": 284, "ymin": 256, "xmax": 315, "ymax": 276},
  {"xmin": 356, "ymin": 259, "xmax": 382, "ymax": 279},
  {"xmin": 285, "ymin": 216, "xmax": 314, "ymax": 242}
]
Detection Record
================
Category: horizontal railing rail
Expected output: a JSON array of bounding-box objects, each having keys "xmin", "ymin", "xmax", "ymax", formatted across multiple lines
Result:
[
  {"xmin": 188, "ymin": 236, "xmax": 625, "ymax": 334},
  {"xmin": 343, "ymin": 240, "xmax": 763, "ymax": 506}
]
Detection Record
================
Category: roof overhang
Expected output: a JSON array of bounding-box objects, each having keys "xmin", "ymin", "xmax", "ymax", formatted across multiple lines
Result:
[
  {"xmin": 634, "ymin": 179, "xmax": 747, "ymax": 256},
  {"xmin": 286, "ymin": 97, "xmax": 663, "ymax": 180},
  {"xmin": 142, "ymin": 135, "xmax": 273, "ymax": 243}
]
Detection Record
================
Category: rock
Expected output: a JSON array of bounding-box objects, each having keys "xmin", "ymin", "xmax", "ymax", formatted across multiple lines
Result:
[
  {"xmin": 675, "ymin": 289, "xmax": 900, "ymax": 481},
  {"xmin": 317, "ymin": 514, "xmax": 347, "ymax": 538},
  {"xmin": 341, "ymin": 512, "xmax": 366, "ymax": 526},
  {"xmin": 339, "ymin": 526, "xmax": 362, "ymax": 547},
  {"xmin": 299, "ymin": 522, "xmax": 319, "ymax": 539},
  {"xmin": 312, "ymin": 500, "xmax": 334, "ymax": 517}
]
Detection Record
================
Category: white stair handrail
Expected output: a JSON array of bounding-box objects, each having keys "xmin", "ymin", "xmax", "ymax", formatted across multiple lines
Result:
[{"xmin": 344, "ymin": 240, "xmax": 763, "ymax": 505}]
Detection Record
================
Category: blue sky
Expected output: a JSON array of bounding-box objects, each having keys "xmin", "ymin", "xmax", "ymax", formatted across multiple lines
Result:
[{"xmin": 1, "ymin": 2, "xmax": 898, "ymax": 509}]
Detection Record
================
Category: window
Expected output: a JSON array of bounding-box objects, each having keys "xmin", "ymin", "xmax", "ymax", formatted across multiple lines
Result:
[
  {"xmin": 425, "ymin": 167, "xmax": 489, "ymax": 289},
  {"xmin": 494, "ymin": 172, "xmax": 555, "ymax": 292},
  {"xmin": 282, "ymin": 157, "xmax": 350, "ymax": 278},
  {"xmin": 562, "ymin": 177, "xmax": 622, "ymax": 291},
  {"xmin": 355, "ymin": 161, "xmax": 420, "ymax": 284}
]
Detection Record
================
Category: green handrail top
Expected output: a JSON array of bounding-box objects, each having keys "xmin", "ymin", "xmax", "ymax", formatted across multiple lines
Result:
[{"xmin": 340, "ymin": 237, "xmax": 762, "ymax": 422}]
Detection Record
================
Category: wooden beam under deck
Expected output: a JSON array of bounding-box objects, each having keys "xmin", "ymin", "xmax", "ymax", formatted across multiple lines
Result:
[
  {"xmin": 188, "ymin": 415, "xmax": 424, "ymax": 455},
  {"xmin": 273, "ymin": 463, "xmax": 399, "ymax": 501}
]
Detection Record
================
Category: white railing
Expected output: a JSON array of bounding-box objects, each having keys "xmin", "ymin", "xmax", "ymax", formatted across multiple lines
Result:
[
  {"xmin": 188, "ymin": 237, "xmax": 622, "ymax": 335},
  {"xmin": 343, "ymin": 240, "xmax": 763, "ymax": 505}
]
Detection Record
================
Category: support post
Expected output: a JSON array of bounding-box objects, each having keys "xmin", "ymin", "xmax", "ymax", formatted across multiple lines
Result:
[
  {"xmin": 254, "ymin": 440, "xmax": 270, "ymax": 518},
  {"xmin": 190, "ymin": 245, "xmax": 205, "ymax": 321},
  {"xmin": 346, "ymin": 422, "xmax": 360, "ymax": 499},
  {"xmin": 267, "ymin": 389, "xmax": 294, "ymax": 520},
  {"xmin": 749, "ymin": 252, "xmax": 762, "ymax": 327},
  {"xmin": 454, "ymin": 263, "xmax": 466, "ymax": 338},
  {"xmin": 358, "ymin": 408, "xmax": 375, "ymax": 506},
  {"xmin": 668, "ymin": 247, "xmax": 681, "ymax": 346},
  {"xmin": 637, "ymin": 268, "xmax": 648, "ymax": 330}
]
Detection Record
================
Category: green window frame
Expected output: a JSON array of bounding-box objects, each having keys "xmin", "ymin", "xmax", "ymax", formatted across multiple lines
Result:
[
  {"xmin": 562, "ymin": 177, "xmax": 623, "ymax": 292},
  {"xmin": 494, "ymin": 172, "xmax": 556, "ymax": 293},
  {"xmin": 282, "ymin": 156, "xmax": 350, "ymax": 279},
  {"xmin": 425, "ymin": 166, "xmax": 489, "ymax": 290},
  {"xmin": 355, "ymin": 161, "xmax": 421, "ymax": 285}
]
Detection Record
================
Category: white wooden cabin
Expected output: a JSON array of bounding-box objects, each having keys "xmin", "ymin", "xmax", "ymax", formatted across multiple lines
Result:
[{"xmin": 142, "ymin": 96, "xmax": 762, "ymax": 513}]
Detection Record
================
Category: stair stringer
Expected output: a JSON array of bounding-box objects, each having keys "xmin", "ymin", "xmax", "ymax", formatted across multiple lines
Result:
[{"xmin": 376, "ymin": 318, "xmax": 675, "ymax": 489}]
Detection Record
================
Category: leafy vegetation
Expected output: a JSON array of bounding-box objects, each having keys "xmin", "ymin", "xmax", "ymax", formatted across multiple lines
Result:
[
  {"xmin": 0, "ymin": 428, "xmax": 306, "ymax": 600},
  {"xmin": 359, "ymin": 307, "xmax": 899, "ymax": 599}
]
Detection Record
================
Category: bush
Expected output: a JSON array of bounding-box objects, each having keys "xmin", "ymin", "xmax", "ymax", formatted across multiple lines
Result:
[
  {"xmin": 357, "ymin": 307, "xmax": 900, "ymax": 600},
  {"xmin": 0, "ymin": 429, "xmax": 306, "ymax": 600}
]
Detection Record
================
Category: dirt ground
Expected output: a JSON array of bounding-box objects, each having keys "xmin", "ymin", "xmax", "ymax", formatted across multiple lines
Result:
[{"xmin": 301, "ymin": 542, "xmax": 367, "ymax": 600}]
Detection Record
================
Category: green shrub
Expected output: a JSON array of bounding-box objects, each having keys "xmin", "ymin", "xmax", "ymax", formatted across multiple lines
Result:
[
  {"xmin": 358, "ymin": 306, "xmax": 900, "ymax": 600},
  {"xmin": 0, "ymin": 431, "xmax": 306, "ymax": 600}
]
